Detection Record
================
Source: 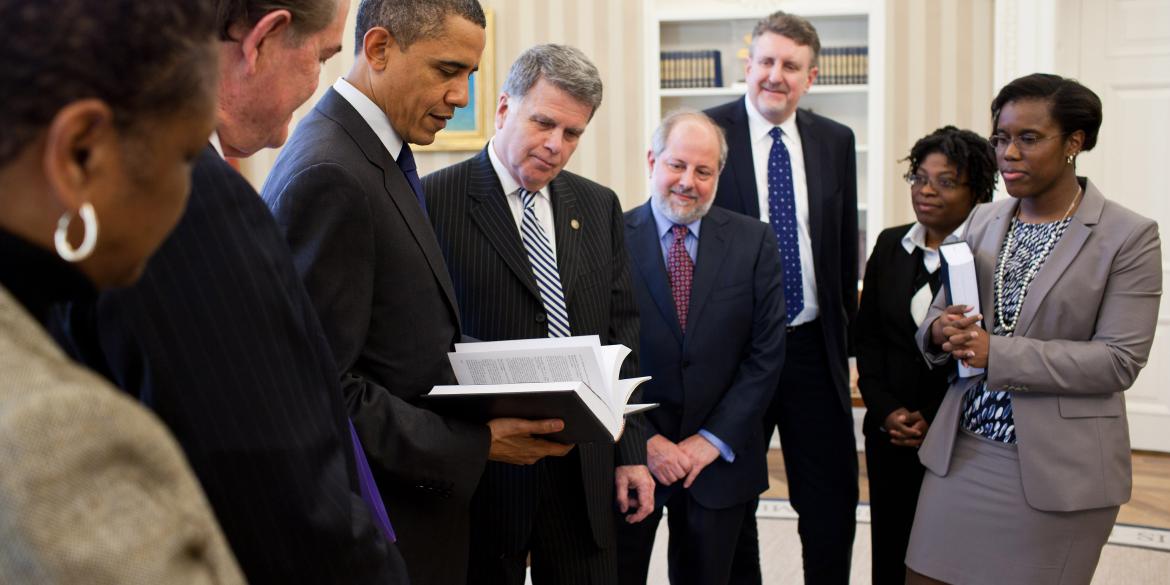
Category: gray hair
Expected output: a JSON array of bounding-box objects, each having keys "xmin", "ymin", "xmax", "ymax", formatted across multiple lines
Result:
[
  {"xmin": 651, "ymin": 109, "xmax": 728, "ymax": 171},
  {"xmin": 751, "ymin": 10, "xmax": 821, "ymax": 67},
  {"xmin": 501, "ymin": 44, "xmax": 603, "ymax": 118},
  {"xmin": 355, "ymin": 0, "xmax": 485, "ymax": 51},
  {"xmin": 216, "ymin": 0, "xmax": 340, "ymax": 41}
]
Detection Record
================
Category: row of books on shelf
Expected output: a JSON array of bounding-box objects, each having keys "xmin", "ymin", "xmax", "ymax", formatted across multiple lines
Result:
[
  {"xmin": 818, "ymin": 46, "xmax": 869, "ymax": 85},
  {"xmin": 659, "ymin": 50, "xmax": 723, "ymax": 89}
]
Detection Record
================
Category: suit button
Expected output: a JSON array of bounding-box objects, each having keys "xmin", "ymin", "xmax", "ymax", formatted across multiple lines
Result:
[{"xmin": 535, "ymin": 313, "xmax": 546, "ymax": 323}]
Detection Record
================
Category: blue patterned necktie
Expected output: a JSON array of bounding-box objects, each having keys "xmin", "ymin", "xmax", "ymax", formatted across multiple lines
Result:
[
  {"xmin": 767, "ymin": 126, "xmax": 804, "ymax": 323},
  {"xmin": 396, "ymin": 142, "xmax": 428, "ymax": 216},
  {"xmin": 519, "ymin": 189, "xmax": 571, "ymax": 337}
]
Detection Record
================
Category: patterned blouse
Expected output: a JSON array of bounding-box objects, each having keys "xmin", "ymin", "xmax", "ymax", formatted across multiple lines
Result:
[{"xmin": 961, "ymin": 216, "xmax": 1073, "ymax": 443}]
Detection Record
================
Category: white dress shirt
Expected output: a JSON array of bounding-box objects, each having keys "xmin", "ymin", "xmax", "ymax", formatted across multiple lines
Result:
[
  {"xmin": 900, "ymin": 220, "xmax": 968, "ymax": 326},
  {"xmin": 744, "ymin": 95, "xmax": 819, "ymax": 326},
  {"xmin": 488, "ymin": 138, "xmax": 558, "ymax": 257},
  {"xmin": 208, "ymin": 131, "xmax": 224, "ymax": 159},
  {"xmin": 333, "ymin": 77, "xmax": 405, "ymax": 162}
]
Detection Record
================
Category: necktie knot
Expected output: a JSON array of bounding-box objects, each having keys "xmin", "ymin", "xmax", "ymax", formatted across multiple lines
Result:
[
  {"xmin": 395, "ymin": 142, "xmax": 427, "ymax": 215},
  {"xmin": 396, "ymin": 142, "xmax": 417, "ymax": 173},
  {"xmin": 671, "ymin": 224, "xmax": 688, "ymax": 242},
  {"xmin": 520, "ymin": 188, "xmax": 537, "ymax": 210},
  {"xmin": 769, "ymin": 126, "xmax": 783, "ymax": 141}
]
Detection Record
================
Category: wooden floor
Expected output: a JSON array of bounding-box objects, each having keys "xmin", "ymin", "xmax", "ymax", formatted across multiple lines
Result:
[{"xmin": 762, "ymin": 448, "xmax": 1170, "ymax": 528}]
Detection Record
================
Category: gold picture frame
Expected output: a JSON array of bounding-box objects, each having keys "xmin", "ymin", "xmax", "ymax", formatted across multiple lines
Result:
[{"xmin": 416, "ymin": 10, "xmax": 495, "ymax": 152}]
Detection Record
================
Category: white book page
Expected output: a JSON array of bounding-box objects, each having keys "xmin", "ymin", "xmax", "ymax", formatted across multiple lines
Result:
[
  {"xmin": 448, "ymin": 347, "xmax": 611, "ymax": 414},
  {"xmin": 453, "ymin": 335, "xmax": 601, "ymax": 353},
  {"xmin": 429, "ymin": 381, "xmax": 580, "ymax": 395}
]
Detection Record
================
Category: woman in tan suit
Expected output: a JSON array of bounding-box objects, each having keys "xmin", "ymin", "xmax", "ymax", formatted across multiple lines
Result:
[
  {"xmin": 906, "ymin": 74, "xmax": 1162, "ymax": 585},
  {"xmin": 0, "ymin": 1, "xmax": 243, "ymax": 583}
]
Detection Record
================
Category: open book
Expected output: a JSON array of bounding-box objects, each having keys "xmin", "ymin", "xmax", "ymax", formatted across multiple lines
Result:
[
  {"xmin": 940, "ymin": 241, "xmax": 985, "ymax": 378},
  {"xmin": 424, "ymin": 335, "xmax": 654, "ymax": 443}
]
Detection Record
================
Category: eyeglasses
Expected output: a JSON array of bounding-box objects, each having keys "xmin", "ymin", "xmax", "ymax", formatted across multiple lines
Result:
[
  {"xmin": 903, "ymin": 172, "xmax": 966, "ymax": 191},
  {"xmin": 988, "ymin": 132, "xmax": 1066, "ymax": 152}
]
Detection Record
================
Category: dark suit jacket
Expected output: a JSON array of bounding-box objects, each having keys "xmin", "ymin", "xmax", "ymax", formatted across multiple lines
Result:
[
  {"xmin": 422, "ymin": 148, "xmax": 646, "ymax": 549},
  {"xmin": 854, "ymin": 224, "xmax": 952, "ymax": 439},
  {"xmin": 624, "ymin": 202, "xmax": 786, "ymax": 509},
  {"xmin": 49, "ymin": 146, "xmax": 405, "ymax": 584},
  {"xmin": 261, "ymin": 88, "xmax": 491, "ymax": 585},
  {"xmin": 705, "ymin": 99, "xmax": 859, "ymax": 411}
]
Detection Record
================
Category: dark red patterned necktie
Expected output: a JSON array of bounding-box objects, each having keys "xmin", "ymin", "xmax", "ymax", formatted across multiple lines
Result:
[{"xmin": 668, "ymin": 225, "xmax": 694, "ymax": 331}]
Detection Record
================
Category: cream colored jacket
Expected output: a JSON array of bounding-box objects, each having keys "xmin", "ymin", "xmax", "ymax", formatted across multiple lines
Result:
[{"xmin": 0, "ymin": 285, "xmax": 245, "ymax": 584}]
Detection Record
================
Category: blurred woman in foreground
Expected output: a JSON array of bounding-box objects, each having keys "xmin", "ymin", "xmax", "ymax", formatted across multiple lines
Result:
[{"xmin": 0, "ymin": 1, "xmax": 243, "ymax": 582}]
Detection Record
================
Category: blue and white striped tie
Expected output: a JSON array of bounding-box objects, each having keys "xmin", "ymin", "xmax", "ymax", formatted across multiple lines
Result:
[{"xmin": 519, "ymin": 189, "xmax": 571, "ymax": 337}]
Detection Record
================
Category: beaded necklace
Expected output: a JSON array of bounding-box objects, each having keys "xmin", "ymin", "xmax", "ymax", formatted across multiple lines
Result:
[{"xmin": 993, "ymin": 186, "xmax": 1082, "ymax": 335}]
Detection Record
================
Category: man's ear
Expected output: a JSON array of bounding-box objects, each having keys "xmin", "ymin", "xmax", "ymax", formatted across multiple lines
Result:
[
  {"xmin": 362, "ymin": 27, "xmax": 394, "ymax": 72},
  {"xmin": 805, "ymin": 65, "xmax": 819, "ymax": 90},
  {"xmin": 239, "ymin": 9, "xmax": 293, "ymax": 74},
  {"xmin": 41, "ymin": 99, "xmax": 117, "ymax": 213},
  {"xmin": 647, "ymin": 149, "xmax": 657, "ymax": 178},
  {"xmin": 495, "ymin": 93, "xmax": 511, "ymax": 131}
]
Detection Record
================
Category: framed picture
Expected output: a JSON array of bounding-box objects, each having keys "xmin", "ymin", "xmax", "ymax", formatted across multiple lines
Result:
[{"xmin": 417, "ymin": 11, "xmax": 495, "ymax": 152}]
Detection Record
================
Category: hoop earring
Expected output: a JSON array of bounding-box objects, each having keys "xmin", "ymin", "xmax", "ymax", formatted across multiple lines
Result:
[{"xmin": 54, "ymin": 202, "xmax": 99, "ymax": 262}]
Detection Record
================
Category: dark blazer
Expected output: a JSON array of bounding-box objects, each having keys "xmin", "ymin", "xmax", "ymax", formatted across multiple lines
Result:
[
  {"xmin": 261, "ymin": 88, "xmax": 491, "ymax": 585},
  {"xmin": 705, "ymin": 99, "xmax": 859, "ymax": 411},
  {"xmin": 917, "ymin": 179, "xmax": 1161, "ymax": 512},
  {"xmin": 624, "ymin": 202, "xmax": 786, "ymax": 509},
  {"xmin": 855, "ymin": 224, "xmax": 951, "ymax": 438},
  {"xmin": 422, "ymin": 148, "xmax": 646, "ymax": 549},
  {"xmin": 49, "ymin": 146, "xmax": 405, "ymax": 584}
]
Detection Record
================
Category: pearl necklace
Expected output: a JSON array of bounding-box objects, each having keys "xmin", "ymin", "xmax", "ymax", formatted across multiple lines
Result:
[{"xmin": 994, "ymin": 186, "xmax": 1083, "ymax": 335}]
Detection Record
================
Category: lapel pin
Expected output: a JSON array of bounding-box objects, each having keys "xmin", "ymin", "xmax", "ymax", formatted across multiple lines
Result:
[{"xmin": 570, "ymin": 219, "xmax": 581, "ymax": 230}]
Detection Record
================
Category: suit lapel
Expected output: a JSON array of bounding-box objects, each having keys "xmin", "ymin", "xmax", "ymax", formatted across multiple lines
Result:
[
  {"xmin": 684, "ymin": 210, "xmax": 729, "ymax": 339},
  {"xmin": 550, "ymin": 174, "xmax": 582, "ymax": 302},
  {"xmin": 317, "ymin": 89, "xmax": 462, "ymax": 322},
  {"xmin": 797, "ymin": 110, "xmax": 826, "ymax": 267},
  {"xmin": 465, "ymin": 150, "xmax": 541, "ymax": 300},
  {"xmin": 726, "ymin": 101, "xmax": 761, "ymax": 217},
  {"xmin": 627, "ymin": 204, "xmax": 683, "ymax": 342},
  {"xmin": 1015, "ymin": 183, "xmax": 1103, "ymax": 337}
]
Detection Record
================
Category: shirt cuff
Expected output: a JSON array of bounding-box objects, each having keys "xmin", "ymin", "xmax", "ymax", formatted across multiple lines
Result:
[{"xmin": 698, "ymin": 429, "xmax": 735, "ymax": 463}]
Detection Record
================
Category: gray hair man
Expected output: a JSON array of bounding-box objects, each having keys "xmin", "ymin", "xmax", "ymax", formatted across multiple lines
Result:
[
  {"xmin": 262, "ymin": 3, "xmax": 578, "ymax": 585},
  {"xmin": 422, "ymin": 43, "xmax": 654, "ymax": 585}
]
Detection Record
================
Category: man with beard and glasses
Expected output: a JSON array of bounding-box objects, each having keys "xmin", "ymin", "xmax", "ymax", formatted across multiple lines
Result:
[{"xmin": 615, "ymin": 110, "xmax": 787, "ymax": 585}]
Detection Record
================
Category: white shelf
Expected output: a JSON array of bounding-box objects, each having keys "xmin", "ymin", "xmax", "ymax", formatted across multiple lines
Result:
[
  {"xmin": 644, "ymin": 0, "xmax": 886, "ymax": 265},
  {"xmin": 658, "ymin": 84, "xmax": 867, "ymax": 98},
  {"xmin": 657, "ymin": 2, "xmax": 871, "ymax": 22}
]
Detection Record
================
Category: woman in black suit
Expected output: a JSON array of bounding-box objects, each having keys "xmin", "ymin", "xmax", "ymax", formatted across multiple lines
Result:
[{"xmin": 855, "ymin": 126, "xmax": 996, "ymax": 585}]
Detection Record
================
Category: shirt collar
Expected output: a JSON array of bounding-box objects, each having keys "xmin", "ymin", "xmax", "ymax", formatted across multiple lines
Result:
[
  {"xmin": 649, "ymin": 199, "xmax": 702, "ymax": 241},
  {"xmin": 208, "ymin": 131, "xmax": 224, "ymax": 159},
  {"xmin": 488, "ymin": 137, "xmax": 548, "ymax": 200},
  {"xmin": 900, "ymin": 220, "xmax": 969, "ymax": 254},
  {"xmin": 744, "ymin": 94, "xmax": 800, "ymax": 145},
  {"xmin": 334, "ymin": 77, "xmax": 404, "ymax": 161}
]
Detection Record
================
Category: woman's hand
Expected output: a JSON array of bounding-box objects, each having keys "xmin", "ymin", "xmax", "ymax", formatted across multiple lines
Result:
[
  {"xmin": 930, "ymin": 305, "xmax": 989, "ymax": 368},
  {"xmin": 941, "ymin": 317, "xmax": 989, "ymax": 370}
]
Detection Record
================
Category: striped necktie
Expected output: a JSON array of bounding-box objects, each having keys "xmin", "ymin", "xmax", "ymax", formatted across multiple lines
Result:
[{"xmin": 519, "ymin": 189, "xmax": 571, "ymax": 337}]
